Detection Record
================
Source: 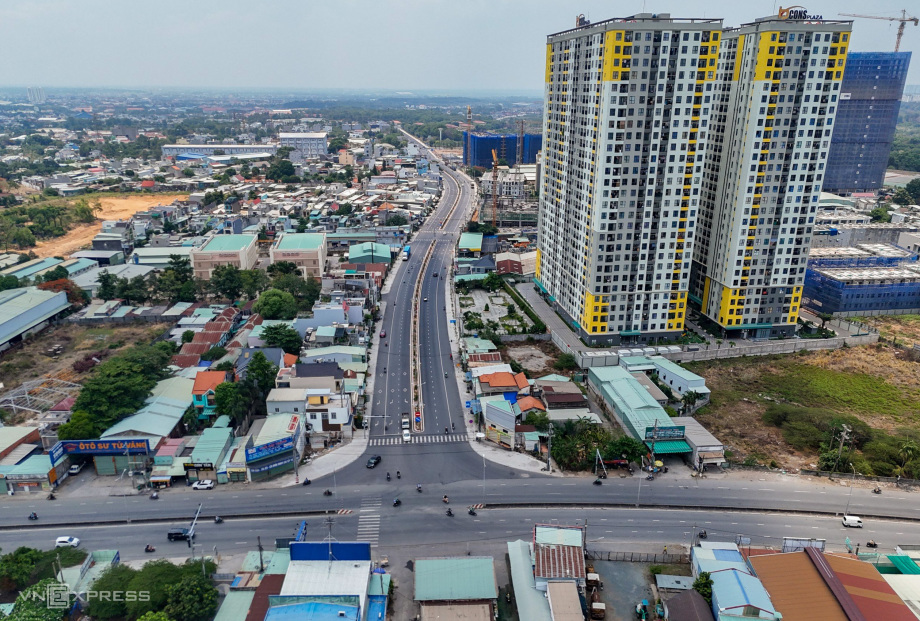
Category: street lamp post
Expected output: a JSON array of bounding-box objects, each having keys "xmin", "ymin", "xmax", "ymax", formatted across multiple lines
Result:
[{"xmin": 844, "ymin": 462, "xmax": 857, "ymax": 515}]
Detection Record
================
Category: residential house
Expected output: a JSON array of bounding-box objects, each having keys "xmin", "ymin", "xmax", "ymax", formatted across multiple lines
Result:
[
  {"xmin": 192, "ymin": 370, "xmax": 226, "ymax": 418},
  {"xmin": 414, "ymin": 557, "xmax": 498, "ymax": 619},
  {"xmin": 480, "ymin": 394, "xmax": 520, "ymax": 447},
  {"xmin": 532, "ymin": 524, "xmax": 586, "ymax": 591},
  {"xmin": 474, "ymin": 371, "xmax": 529, "ymax": 399}
]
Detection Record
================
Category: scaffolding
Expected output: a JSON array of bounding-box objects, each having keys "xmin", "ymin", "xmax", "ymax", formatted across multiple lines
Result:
[
  {"xmin": 0, "ymin": 378, "xmax": 82, "ymax": 422},
  {"xmin": 463, "ymin": 132, "xmax": 542, "ymax": 168},
  {"xmin": 803, "ymin": 267, "xmax": 920, "ymax": 314},
  {"xmin": 807, "ymin": 243, "xmax": 918, "ymax": 268}
]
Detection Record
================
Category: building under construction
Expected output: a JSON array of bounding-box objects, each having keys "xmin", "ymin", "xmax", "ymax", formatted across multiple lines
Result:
[
  {"xmin": 463, "ymin": 132, "xmax": 542, "ymax": 168},
  {"xmin": 478, "ymin": 198, "xmax": 539, "ymax": 228}
]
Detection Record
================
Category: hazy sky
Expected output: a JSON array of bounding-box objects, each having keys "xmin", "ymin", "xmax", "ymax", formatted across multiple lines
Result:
[{"xmin": 1, "ymin": 0, "xmax": 918, "ymax": 93}]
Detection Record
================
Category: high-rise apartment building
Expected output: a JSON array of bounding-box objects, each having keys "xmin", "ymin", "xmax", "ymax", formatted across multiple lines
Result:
[
  {"xmin": 823, "ymin": 52, "xmax": 911, "ymax": 195},
  {"xmin": 693, "ymin": 16, "xmax": 851, "ymax": 339},
  {"xmin": 537, "ymin": 12, "xmax": 852, "ymax": 344},
  {"xmin": 537, "ymin": 14, "xmax": 723, "ymax": 345}
]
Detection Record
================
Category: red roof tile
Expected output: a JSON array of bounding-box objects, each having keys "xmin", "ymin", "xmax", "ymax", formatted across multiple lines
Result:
[
  {"xmin": 192, "ymin": 370, "xmax": 226, "ymax": 395},
  {"xmin": 170, "ymin": 354, "xmax": 201, "ymax": 368}
]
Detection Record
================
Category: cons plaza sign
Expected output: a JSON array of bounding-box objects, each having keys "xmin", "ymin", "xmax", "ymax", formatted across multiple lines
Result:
[{"xmin": 778, "ymin": 6, "xmax": 825, "ymax": 20}]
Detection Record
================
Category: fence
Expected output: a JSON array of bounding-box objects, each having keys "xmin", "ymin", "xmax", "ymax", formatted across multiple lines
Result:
[
  {"xmin": 670, "ymin": 333, "xmax": 878, "ymax": 362},
  {"xmin": 499, "ymin": 334, "xmax": 550, "ymax": 343},
  {"xmin": 800, "ymin": 469, "xmax": 917, "ymax": 488},
  {"xmin": 585, "ymin": 549, "xmax": 689, "ymax": 564}
]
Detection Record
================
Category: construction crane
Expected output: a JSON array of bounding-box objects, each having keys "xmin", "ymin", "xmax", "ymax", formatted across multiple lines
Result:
[
  {"xmin": 466, "ymin": 106, "xmax": 473, "ymax": 169},
  {"xmin": 491, "ymin": 148, "xmax": 500, "ymax": 227},
  {"xmin": 839, "ymin": 10, "xmax": 918, "ymax": 52}
]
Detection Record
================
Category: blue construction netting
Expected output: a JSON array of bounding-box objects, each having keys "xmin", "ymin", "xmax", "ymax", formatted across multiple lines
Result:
[
  {"xmin": 803, "ymin": 268, "xmax": 920, "ymax": 314},
  {"xmin": 824, "ymin": 52, "xmax": 911, "ymax": 194},
  {"xmin": 463, "ymin": 132, "xmax": 542, "ymax": 168}
]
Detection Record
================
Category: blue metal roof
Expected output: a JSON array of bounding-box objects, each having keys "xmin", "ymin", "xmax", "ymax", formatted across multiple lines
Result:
[{"xmin": 711, "ymin": 569, "xmax": 776, "ymax": 617}]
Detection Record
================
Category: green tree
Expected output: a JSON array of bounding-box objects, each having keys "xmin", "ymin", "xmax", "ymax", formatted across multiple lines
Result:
[
  {"xmin": 266, "ymin": 159, "xmax": 295, "ymax": 181},
  {"xmin": 201, "ymin": 346, "xmax": 227, "ymax": 362},
  {"xmin": 182, "ymin": 168, "xmax": 195, "ymax": 178},
  {"xmin": 385, "ymin": 214, "xmax": 408, "ymax": 226},
  {"xmin": 266, "ymin": 261, "xmax": 298, "ymax": 277},
  {"xmin": 892, "ymin": 187, "xmax": 912, "ymax": 206},
  {"xmin": 0, "ymin": 546, "xmax": 43, "ymax": 591},
  {"xmin": 253, "ymin": 288, "xmax": 298, "ymax": 320},
  {"xmin": 41, "ymin": 265, "xmax": 69, "ymax": 282},
  {"xmin": 483, "ymin": 272, "xmax": 503, "ymax": 292},
  {"xmin": 682, "ymin": 390, "xmax": 701, "ymax": 410},
  {"xmin": 245, "ymin": 351, "xmax": 278, "ymax": 395},
  {"xmin": 138, "ymin": 612, "xmax": 173, "ymax": 621},
  {"xmin": 55, "ymin": 410, "xmax": 98, "ymax": 441},
  {"xmin": 181, "ymin": 330, "xmax": 195, "ymax": 344},
  {"xmin": 261, "ymin": 323, "xmax": 303, "ymax": 355},
  {"xmin": 164, "ymin": 574, "xmax": 219, "ymax": 621},
  {"xmin": 97, "ymin": 270, "xmax": 118, "ymax": 300},
  {"xmin": 817, "ymin": 312, "xmax": 833, "ymax": 329},
  {"xmin": 240, "ymin": 269, "xmax": 269, "ymax": 300},
  {"xmin": 87, "ymin": 564, "xmax": 138, "ymax": 619},
  {"xmin": 209, "ymin": 264, "xmax": 243, "ymax": 301},
  {"xmin": 906, "ymin": 178, "xmax": 920, "ymax": 204},
  {"xmin": 605, "ymin": 435, "xmax": 648, "ymax": 464},
  {"xmin": 10, "ymin": 578, "xmax": 68, "ymax": 621},
  {"xmin": 167, "ymin": 255, "xmax": 193, "ymax": 283},
  {"xmin": 214, "ymin": 382, "xmax": 248, "ymax": 423},
  {"xmin": 523, "ymin": 411, "xmax": 551, "ymax": 431},
  {"xmin": 692, "ymin": 572, "xmax": 714, "ymax": 606},
  {"xmin": 125, "ymin": 559, "xmax": 182, "ymax": 619},
  {"xmin": 553, "ymin": 353, "xmax": 578, "ymax": 371},
  {"xmin": 0, "ymin": 274, "xmax": 19, "ymax": 291}
]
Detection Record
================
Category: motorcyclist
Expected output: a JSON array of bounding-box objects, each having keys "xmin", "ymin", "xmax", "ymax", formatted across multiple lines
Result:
[
  {"xmin": 396, "ymin": 471, "xmax": 401, "ymax": 479},
  {"xmin": 386, "ymin": 472, "xmax": 391, "ymax": 481},
  {"xmin": 145, "ymin": 544, "xmax": 154, "ymax": 552}
]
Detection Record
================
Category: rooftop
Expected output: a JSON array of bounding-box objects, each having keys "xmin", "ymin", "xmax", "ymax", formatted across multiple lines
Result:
[
  {"xmin": 414, "ymin": 557, "xmax": 498, "ymax": 602},
  {"xmin": 199, "ymin": 234, "xmax": 257, "ymax": 253},
  {"xmin": 192, "ymin": 370, "xmax": 226, "ymax": 395},
  {"xmin": 274, "ymin": 232, "xmax": 325, "ymax": 251},
  {"xmin": 280, "ymin": 560, "xmax": 370, "ymax": 613}
]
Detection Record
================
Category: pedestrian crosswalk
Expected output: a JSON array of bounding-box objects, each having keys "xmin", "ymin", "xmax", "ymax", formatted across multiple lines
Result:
[
  {"xmin": 356, "ymin": 497, "xmax": 381, "ymax": 546},
  {"xmin": 368, "ymin": 433, "xmax": 466, "ymax": 446}
]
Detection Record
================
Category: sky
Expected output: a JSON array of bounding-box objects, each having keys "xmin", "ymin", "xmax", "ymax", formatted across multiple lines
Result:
[{"xmin": 0, "ymin": 0, "xmax": 918, "ymax": 93}]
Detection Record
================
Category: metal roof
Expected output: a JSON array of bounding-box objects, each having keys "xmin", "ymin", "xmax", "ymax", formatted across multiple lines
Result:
[
  {"xmin": 274, "ymin": 232, "xmax": 325, "ymax": 251},
  {"xmin": 507, "ymin": 539, "xmax": 552, "ymax": 621},
  {"xmin": 213, "ymin": 591, "xmax": 255, "ymax": 621},
  {"xmin": 414, "ymin": 558, "xmax": 497, "ymax": 601},
  {"xmin": 711, "ymin": 569, "xmax": 776, "ymax": 617},
  {"xmin": 459, "ymin": 232, "xmax": 483, "ymax": 251},
  {"xmin": 279, "ymin": 561, "xmax": 371, "ymax": 613},
  {"xmin": 198, "ymin": 234, "xmax": 257, "ymax": 252},
  {"xmin": 0, "ymin": 287, "xmax": 70, "ymax": 347}
]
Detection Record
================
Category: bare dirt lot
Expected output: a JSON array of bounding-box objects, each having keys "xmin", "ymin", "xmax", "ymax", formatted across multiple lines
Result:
[
  {"xmin": 0, "ymin": 323, "xmax": 166, "ymax": 423},
  {"xmin": 504, "ymin": 340, "xmax": 562, "ymax": 377},
  {"xmin": 863, "ymin": 314, "xmax": 920, "ymax": 345},
  {"xmin": 31, "ymin": 193, "xmax": 187, "ymax": 258}
]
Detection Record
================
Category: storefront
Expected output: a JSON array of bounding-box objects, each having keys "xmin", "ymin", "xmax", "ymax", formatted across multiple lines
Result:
[
  {"xmin": 245, "ymin": 414, "xmax": 305, "ymax": 482},
  {"xmin": 0, "ymin": 455, "xmax": 57, "ymax": 494}
]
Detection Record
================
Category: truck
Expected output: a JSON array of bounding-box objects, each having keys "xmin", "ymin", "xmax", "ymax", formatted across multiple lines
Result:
[
  {"xmin": 402, "ymin": 245, "xmax": 410, "ymax": 261},
  {"xmin": 401, "ymin": 413, "xmax": 410, "ymax": 430}
]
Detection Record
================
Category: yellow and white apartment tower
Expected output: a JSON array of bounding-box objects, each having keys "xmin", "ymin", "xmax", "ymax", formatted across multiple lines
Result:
[
  {"xmin": 692, "ymin": 14, "xmax": 851, "ymax": 339},
  {"xmin": 536, "ymin": 12, "xmax": 851, "ymax": 345},
  {"xmin": 537, "ymin": 13, "xmax": 723, "ymax": 346}
]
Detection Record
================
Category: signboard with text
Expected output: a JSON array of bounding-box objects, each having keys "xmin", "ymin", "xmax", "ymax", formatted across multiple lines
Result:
[
  {"xmin": 644, "ymin": 426, "xmax": 685, "ymax": 440},
  {"xmin": 50, "ymin": 439, "xmax": 150, "ymax": 464},
  {"xmin": 246, "ymin": 437, "xmax": 294, "ymax": 462}
]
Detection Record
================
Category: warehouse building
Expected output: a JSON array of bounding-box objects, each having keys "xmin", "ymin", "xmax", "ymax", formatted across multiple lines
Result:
[{"xmin": 0, "ymin": 287, "xmax": 71, "ymax": 352}]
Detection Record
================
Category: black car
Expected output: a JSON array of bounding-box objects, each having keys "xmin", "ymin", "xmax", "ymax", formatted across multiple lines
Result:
[
  {"xmin": 366, "ymin": 455, "xmax": 382, "ymax": 469},
  {"xmin": 167, "ymin": 528, "xmax": 193, "ymax": 542}
]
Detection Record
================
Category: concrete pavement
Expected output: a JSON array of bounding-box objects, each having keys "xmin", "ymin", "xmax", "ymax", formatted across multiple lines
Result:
[{"xmin": 516, "ymin": 281, "xmax": 586, "ymax": 354}]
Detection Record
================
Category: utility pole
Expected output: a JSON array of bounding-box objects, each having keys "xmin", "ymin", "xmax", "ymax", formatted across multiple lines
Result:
[
  {"xmin": 834, "ymin": 424, "xmax": 852, "ymax": 474},
  {"xmin": 257, "ymin": 536, "xmax": 264, "ymax": 572},
  {"xmin": 546, "ymin": 426, "xmax": 554, "ymax": 473}
]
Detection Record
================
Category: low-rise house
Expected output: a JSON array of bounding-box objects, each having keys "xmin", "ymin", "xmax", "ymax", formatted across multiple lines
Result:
[
  {"xmin": 481, "ymin": 394, "xmax": 520, "ymax": 447},
  {"xmin": 192, "ymin": 370, "xmax": 226, "ymax": 417},
  {"xmin": 474, "ymin": 371, "xmax": 529, "ymax": 398},
  {"xmin": 245, "ymin": 413, "xmax": 306, "ymax": 481},
  {"xmin": 414, "ymin": 557, "xmax": 498, "ymax": 619},
  {"xmin": 532, "ymin": 524, "xmax": 586, "ymax": 591}
]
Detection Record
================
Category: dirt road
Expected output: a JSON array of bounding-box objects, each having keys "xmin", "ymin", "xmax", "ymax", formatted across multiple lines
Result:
[{"xmin": 32, "ymin": 193, "xmax": 188, "ymax": 258}]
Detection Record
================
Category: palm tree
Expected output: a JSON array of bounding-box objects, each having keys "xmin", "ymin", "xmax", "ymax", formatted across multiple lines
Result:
[{"xmin": 900, "ymin": 440, "xmax": 918, "ymax": 467}]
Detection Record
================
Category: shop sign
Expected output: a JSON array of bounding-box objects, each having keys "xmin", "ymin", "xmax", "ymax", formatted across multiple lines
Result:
[
  {"xmin": 249, "ymin": 457, "xmax": 294, "ymax": 473},
  {"xmin": 51, "ymin": 439, "xmax": 149, "ymax": 464},
  {"xmin": 183, "ymin": 462, "xmax": 214, "ymax": 470},
  {"xmin": 778, "ymin": 6, "xmax": 824, "ymax": 20},
  {"xmin": 246, "ymin": 437, "xmax": 294, "ymax": 462}
]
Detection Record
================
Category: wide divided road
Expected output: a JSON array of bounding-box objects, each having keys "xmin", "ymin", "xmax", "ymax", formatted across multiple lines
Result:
[{"xmin": 5, "ymin": 136, "xmax": 920, "ymax": 561}]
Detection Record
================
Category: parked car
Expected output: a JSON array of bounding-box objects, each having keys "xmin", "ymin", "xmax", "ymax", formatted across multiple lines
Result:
[
  {"xmin": 402, "ymin": 429, "xmax": 412, "ymax": 443},
  {"xmin": 366, "ymin": 455, "xmax": 382, "ymax": 468},
  {"xmin": 191, "ymin": 480, "xmax": 214, "ymax": 490},
  {"xmin": 68, "ymin": 462, "xmax": 84, "ymax": 475},
  {"xmin": 55, "ymin": 536, "xmax": 80, "ymax": 548}
]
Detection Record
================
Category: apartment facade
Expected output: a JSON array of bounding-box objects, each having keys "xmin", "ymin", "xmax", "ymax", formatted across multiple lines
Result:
[
  {"xmin": 537, "ymin": 13, "xmax": 722, "ymax": 345},
  {"xmin": 823, "ymin": 51, "xmax": 911, "ymax": 195},
  {"xmin": 270, "ymin": 233, "xmax": 327, "ymax": 279},
  {"xmin": 279, "ymin": 133, "xmax": 328, "ymax": 162},
  {"xmin": 692, "ymin": 15, "xmax": 851, "ymax": 339},
  {"xmin": 190, "ymin": 234, "xmax": 259, "ymax": 279}
]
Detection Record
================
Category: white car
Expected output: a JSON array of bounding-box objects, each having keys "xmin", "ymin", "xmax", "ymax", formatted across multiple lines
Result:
[
  {"xmin": 402, "ymin": 429, "xmax": 412, "ymax": 443},
  {"xmin": 56, "ymin": 536, "xmax": 80, "ymax": 548},
  {"xmin": 191, "ymin": 480, "xmax": 214, "ymax": 490}
]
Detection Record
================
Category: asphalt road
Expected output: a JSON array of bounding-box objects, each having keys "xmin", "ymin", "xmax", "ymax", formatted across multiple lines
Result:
[
  {"xmin": 6, "ymin": 138, "xmax": 920, "ymax": 559},
  {"xmin": 8, "ymin": 504, "xmax": 907, "ymax": 564}
]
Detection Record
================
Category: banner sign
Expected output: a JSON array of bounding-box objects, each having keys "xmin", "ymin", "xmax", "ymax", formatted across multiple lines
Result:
[
  {"xmin": 645, "ymin": 426, "xmax": 685, "ymax": 440},
  {"xmin": 51, "ymin": 439, "xmax": 150, "ymax": 464},
  {"xmin": 246, "ymin": 437, "xmax": 294, "ymax": 462}
]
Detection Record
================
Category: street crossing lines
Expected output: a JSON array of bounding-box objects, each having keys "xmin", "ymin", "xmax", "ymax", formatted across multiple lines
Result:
[
  {"xmin": 356, "ymin": 497, "xmax": 381, "ymax": 546},
  {"xmin": 367, "ymin": 434, "xmax": 466, "ymax": 446}
]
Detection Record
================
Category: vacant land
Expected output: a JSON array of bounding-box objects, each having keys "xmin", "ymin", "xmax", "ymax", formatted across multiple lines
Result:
[
  {"xmin": 0, "ymin": 322, "xmax": 166, "ymax": 417},
  {"xmin": 504, "ymin": 340, "xmax": 562, "ymax": 377},
  {"xmin": 863, "ymin": 314, "xmax": 920, "ymax": 345},
  {"xmin": 31, "ymin": 193, "xmax": 187, "ymax": 258},
  {"xmin": 685, "ymin": 344, "xmax": 920, "ymax": 470}
]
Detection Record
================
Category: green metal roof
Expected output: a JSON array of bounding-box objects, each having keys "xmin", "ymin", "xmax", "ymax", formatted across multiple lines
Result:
[
  {"xmin": 650, "ymin": 356, "xmax": 706, "ymax": 384},
  {"xmin": 455, "ymin": 274, "xmax": 488, "ymax": 282},
  {"xmin": 507, "ymin": 541, "xmax": 552, "ymax": 621},
  {"xmin": 275, "ymin": 233, "xmax": 325, "ymax": 250},
  {"xmin": 214, "ymin": 591, "xmax": 255, "ymax": 621},
  {"xmin": 649, "ymin": 439, "xmax": 692, "ymax": 454},
  {"xmin": 201, "ymin": 234, "xmax": 256, "ymax": 252},
  {"xmin": 459, "ymin": 232, "xmax": 483, "ymax": 251},
  {"xmin": 588, "ymin": 366, "xmax": 678, "ymax": 442},
  {"xmin": 414, "ymin": 558, "xmax": 497, "ymax": 601}
]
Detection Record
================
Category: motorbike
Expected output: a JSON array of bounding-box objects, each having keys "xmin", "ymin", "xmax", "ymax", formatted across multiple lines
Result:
[
  {"xmin": 468, "ymin": 507, "xmax": 477, "ymax": 516},
  {"xmin": 593, "ymin": 478, "xmax": 603, "ymax": 486},
  {"xmin": 47, "ymin": 493, "xmax": 56, "ymax": 500},
  {"xmin": 150, "ymin": 491, "xmax": 159, "ymax": 499},
  {"xmin": 446, "ymin": 508, "xmax": 454, "ymax": 517},
  {"xmin": 214, "ymin": 516, "xmax": 223, "ymax": 524},
  {"xmin": 386, "ymin": 472, "xmax": 391, "ymax": 481},
  {"xmin": 393, "ymin": 498, "xmax": 401, "ymax": 507},
  {"xmin": 444, "ymin": 427, "xmax": 448, "ymax": 434},
  {"xmin": 866, "ymin": 540, "xmax": 878, "ymax": 548},
  {"xmin": 416, "ymin": 485, "xmax": 423, "ymax": 493},
  {"xmin": 302, "ymin": 479, "xmax": 311, "ymax": 486},
  {"xmin": 451, "ymin": 422, "xmax": 455, "ymax": 431},
  {"xmin": 28, "ymin": 513, "xmax": 37, "ymax": 521},
  {"xmin": 443, "ymin": 495, "xmax": 449, "ymax": 504},
  {"xmin": 699, "ymin": 530, "xmax": 708, "ymax": 540},
  {"xmin": 144, "ymin": 546, "xmax": 156, "ymax": 553},
  {"xmin": 396, "ymin": 471, "xmax": 401, "ymax": 479},
  {"xmin": 873, "ymin": 487, "xmax": 882, "ymax": 494},
  {"xmin": 323, "ymin": 489, "xmax": 333, "ymax": 496}
]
